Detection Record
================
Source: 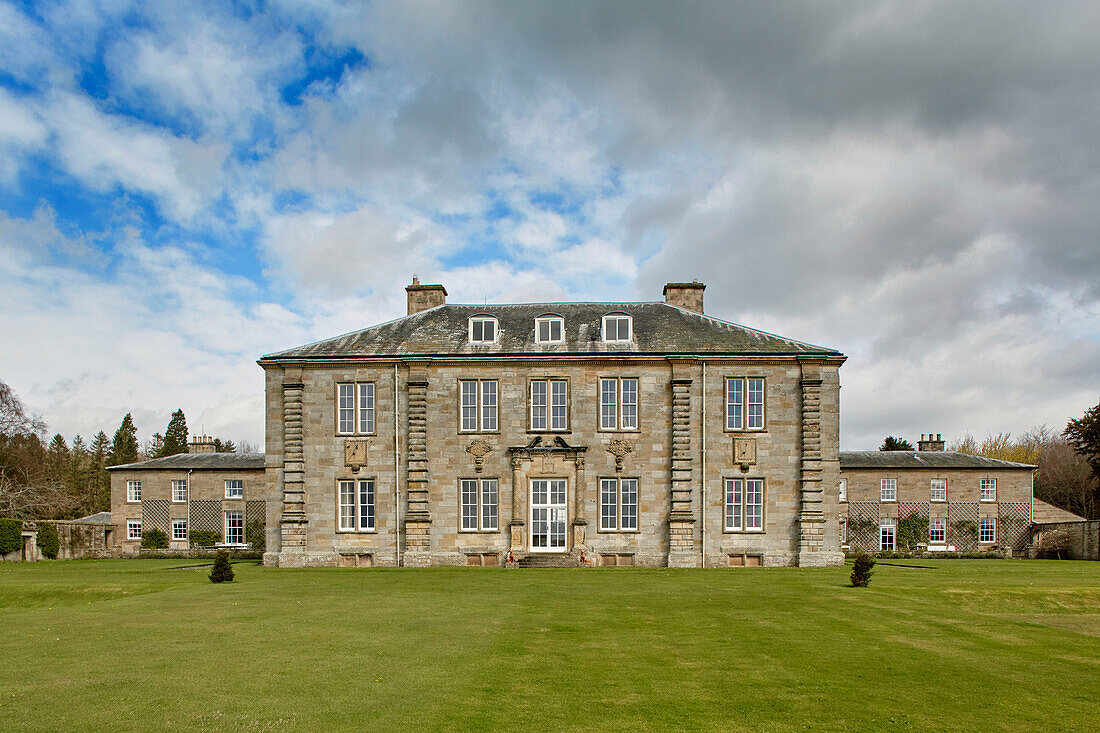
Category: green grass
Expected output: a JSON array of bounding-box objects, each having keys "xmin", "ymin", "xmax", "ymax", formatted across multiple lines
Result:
[{"xmin": 1, "ymin": 560, "xmax": 1097, "ymax": 732}]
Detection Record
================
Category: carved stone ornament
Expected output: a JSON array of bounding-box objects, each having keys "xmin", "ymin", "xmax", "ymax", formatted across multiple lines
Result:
[
  {"xmin": 733, "ymin": 437, "xmax": 757, "ymax": 472},
  {"xmin": 344, "ymin": 439, "xmax": 368, "ymax": 472},
  {"xmin": 607, "ymin": 439, "xmax": 633, "ymax": 471},
  {"xmin": 466, "ymin": 439, "xmax": 494, "ymax": 472}
]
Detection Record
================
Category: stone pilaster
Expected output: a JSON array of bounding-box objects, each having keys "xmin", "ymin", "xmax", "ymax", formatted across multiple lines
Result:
[
  {"xmin": 668, "ymin": 377, "xmax": 697, "ymax": 567},
  {"xmin": 403, "ymin": 373, "xmax": 432, "ymax": 566},
  {"xmin": 797, "ymin": 370, "xmax": 827, "ymax": 566},
  {"xmin": 277, "ymin": 380, "xmax": 308, "ymax": 559}
]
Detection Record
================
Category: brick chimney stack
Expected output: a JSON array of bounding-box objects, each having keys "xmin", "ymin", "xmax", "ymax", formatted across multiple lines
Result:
[
  {"xmin": 663, "ymin": 280, "xmax": 706, "ymax": 313},
  {"xmin": 405, "ymin": 277, "xmax": 447, "ymax": 315},
  {"xmin": 189, "ymin": 435, "xmax": 217, "ymax": 454},
  {"xmin": 918, "ymin": 433, "xmax": 945, "ymax": 452}
]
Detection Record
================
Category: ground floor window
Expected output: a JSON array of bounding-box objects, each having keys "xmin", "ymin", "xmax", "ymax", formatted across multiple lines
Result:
[
  {"xmin": 929, "ymin": 517, "xmax": 946, "ymax": 544},
  {"xmin": 460, "ymin": 478, "xmax": 498, "ymax": 531},
  {"xmin": 724, "ymin": 478, "xmax": 764, "ymax": 531},
  {"xmin": 338, "ymin": 479, "xmax": 375, "ymax": 532},
  {"xmin": 979, "ymin": 517, "xmax": 996, "ymax": 544},
  {"xmin": 880, "ymin": 518, "xmax": 896, "ymax": 551},
  {"xmin": 127, "ymin": 519, "xmax": 141, "ymax": 540},
  {"xmin": 225, "ymin": 511, "xmax": 243, "ymax": 545},
  {"xmin": 599, "ymin": 478, "xmax": 638, "ymax": 531},
  {"xmin": 172, "ymin": 519, "xmax": 187, "ymax": 541}
]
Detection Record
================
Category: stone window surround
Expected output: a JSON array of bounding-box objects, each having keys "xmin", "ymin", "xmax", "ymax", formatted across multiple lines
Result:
[
  {"xmin": 459, "ymin": 477, "xmax": 499, "ymax": 533},
  {"xmin": 335, "ymin": 381, "xmax": 376, "ymax": 436},
  {"xmin": 528, "ymin": 376, "xmax": 571, "ymax": 433},
  {"xmin": 534, "ymin": 315, "xmax": 565, "ymax": 344},
  {"xmin": 336, "ymin": 477, "xmax": 377, "ymax": 533},
  {"xmin": 597, "ymin": 476, "xmax": 639, "ymax": 533},
  {"xmin": 458, "ymin": 378, "xmax": 499, "ymax": 434},
  {"xmin": 723, "ymin": 476, "xmax": 766, "ymax": 533},
  {"xmin": 597, "ymin": 376, "xmax": 640, "ymax": 433},
  {"xmin": 724, "ymin": 376, "xmax": 767, "ymax": 432}
]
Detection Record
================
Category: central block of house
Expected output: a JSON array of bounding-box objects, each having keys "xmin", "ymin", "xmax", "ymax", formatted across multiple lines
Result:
[{"xmin": 259, "ymin": 280, "xmax": 846, "ymax": 568}]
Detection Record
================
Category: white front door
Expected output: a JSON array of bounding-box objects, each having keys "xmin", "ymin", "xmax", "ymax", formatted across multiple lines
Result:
[{"xmin": 530, "ymin": 479, "xmax": 567, "ymax": 552}]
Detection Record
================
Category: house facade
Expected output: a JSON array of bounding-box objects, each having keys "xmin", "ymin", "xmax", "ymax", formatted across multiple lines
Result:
[
  {"xmin": 839, "ymin": 435, "xmax": 1036, "ymax": 555},
  {"xmin": 260, "ymin": 280, "xmax": 847, "ymax": 568},
  {"xmin": 108, "ymin": 437, "xmax": 265, "ymax": 554}
]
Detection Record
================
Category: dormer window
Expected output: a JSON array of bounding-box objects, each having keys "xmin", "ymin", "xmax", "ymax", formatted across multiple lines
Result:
[
  {"xmin": 468, "ymin": 316, "xmax": 498, "ymax": 344},
  {"xmin": 535, "ymin": 315, "xmax": 565, "ymax": 344},
  {"xmin": 601, "ymin": 313, "xmax": 632, "ymax": 343}
]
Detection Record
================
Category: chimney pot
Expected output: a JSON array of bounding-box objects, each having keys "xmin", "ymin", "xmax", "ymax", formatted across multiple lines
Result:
[
  {"xmin": 405, "ymin": 279, "xmax": 447, "ymax": 315},
  {"xmin": 663, "ymin": 281, "xmax": 706, "ymax": 313}
]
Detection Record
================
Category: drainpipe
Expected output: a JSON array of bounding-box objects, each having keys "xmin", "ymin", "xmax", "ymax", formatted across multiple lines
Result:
[
  {"xmin": 701, "ymin": 361, "xmax": 706, "ymax": 569},
  {"xmin": 394, "ymin": 363, "xmax": 401, "ymax": 567}
]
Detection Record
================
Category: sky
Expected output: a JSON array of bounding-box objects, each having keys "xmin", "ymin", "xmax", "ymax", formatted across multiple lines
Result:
[{"xmin": 1, "ymin": 0, "xmax": 1097, "ymax": 451}]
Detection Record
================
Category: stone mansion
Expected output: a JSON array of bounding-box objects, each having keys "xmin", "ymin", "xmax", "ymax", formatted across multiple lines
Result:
[{"xmin": 259, "ymin": 280, "xmax": 847, "ymax": 568}]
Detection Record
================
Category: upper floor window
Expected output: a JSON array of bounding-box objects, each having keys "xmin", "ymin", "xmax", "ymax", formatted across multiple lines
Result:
[
  {"xmin": 930, "ymin": 478, "xmax": 947, "ymax": 502},
  {"xmin": 980, "ymin": 478, "xmax": 996, "ymax": 502},
  {"xmin": 880, "ymin": 478, "xmax": 897, "ymax": 502},
  {"xmin": 535, "ymin": 316, "xmax": 565, "ymax": 344},
  {"xmin": 531, "ymin": 379, "xmax": 568, "ymax": 431},
  {"xmin": 600, "ymin": 378, "xmax": 639, "ymax": 430},
  {"xmin": 601, "ymin": 314, "xmax": 632, "ymax": 343},
  {"xmin": 469, "ymin": 316, "xmax": 499, "ymax": 344},
  {"xmin": 726, "ymin": 377, "xmax": 765, "ymax": 430},
  {"xmin": 172, "ymin": 479, "xmax": 187, "ymax": 503},
  {"xmin": 225, "ymin": 479, "xmax": 244, "ymax": 499},
  {"xmin": 337, "ymin": 382, "xmax": 375, "ymax": 435},
  {"xmin": 127, "ymin": 480, "xmax": 141, "ymax": 502},
  {"xmin": 725, "ymin": 478, "xmax": 764, "ymax": 532},
  {"xmin": 460, "ymin": 380, "xmax": 498, "ymax": 432}
]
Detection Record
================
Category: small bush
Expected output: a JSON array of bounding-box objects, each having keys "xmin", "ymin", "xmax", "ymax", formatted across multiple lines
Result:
[
  {"xmin": 850, "ymin": 552, "xmax": 875, "ymax": 587},
  {"xmin": 209, "ymin": 550, "xmax": 235, "ymax": 583},
  {"xmin": 141, "ymin": 528, "xmax": 169, "ymax": 549},
  {"xmin": 37, "ymin": 522, "xmax": 60, "ymax": 559},
  {"xmin": 0, "ymin": 518, "xmax": 23, "ymax": 555},
  {"xmin": 189, "ymin": 530, "xmax": 222, "ymax": 548},
  {"xmin": 245, "ymin": 520, "xmax": 265, "ymax": 552}
]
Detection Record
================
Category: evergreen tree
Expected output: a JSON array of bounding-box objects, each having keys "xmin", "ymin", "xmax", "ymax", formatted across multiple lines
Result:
[
  {"xmin": 108, "ymin": 413, "xmax": 139, "ymax": 467},
  {"xmin": 90, "ymin": 431, "xmax": 110, "ymax": 512},
  {"xmin": 879, "ymin": 436, "xmax": 915, "ymax": 451},
  {"xmin": 162, "ymin": 409, "xmax": 188, "ymax": 457}
]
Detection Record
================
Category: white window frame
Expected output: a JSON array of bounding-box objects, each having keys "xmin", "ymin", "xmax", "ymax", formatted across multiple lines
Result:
[
  {"xmin": 126, "ymin": 519, "xmax": 141, "ymax": 540},
  {"xmin": 598, "ymin": 478, "xmax": 638, "ymax": 532},
  {"xmin": 979, "ymin": 517, "xmax": 996, "ymax": 544},
  {"xmin": 535, "ymin": 316, "xmax": 565, "ymax": 344},
  {"xmin": 980, "ymin": 478, "xmax": 997, "ymax": 502},
  {"xmin": 468, "ymin": 316, "xmax": 499, "ymax": 344},
  {"xmin": 171, "ymin": 519, "xmax": 188, "ymax": 542},
  {"xmin": 929, "ymin": 517, "xmax": 946, "ymax": 544},
  {"xmin": 530, "ymin": 379, "xmax": 568, "ymax": 431},
  {"xmin": 459, "ymin": 379, "xmax": 498, "ymax": 433},
  {"xmin": 599, "ymin": 377, "xmax": 639, "ymax": 431},
  {"xmin": 930, "ymin": 478, "xmax": 947, "ymax": 502},
  {"xmin": 724, "ymin": 478, "xmax": 765, "ymax": 532},
  {"xmin": 126, "ymin": 480, "xmax": 141, "ymax": 503},
  {"xmin": 460, "ymin": 478, "xmax": 499, "ymax": 532},
  {"xmin": 337, "ymin": 382, "xmax": 375, "ymax": 435},
  {"xmin": 880, "ymin": 518, "xmax": 896, "ymax": 551},
  {"xmin": 725, "ymin": 377, "xmax": 765, "ymax": 430},
  {"xmin": 880, "ymin": 478, "xmax": 897, "ymax": 502},
  {"xmin": 224, "ymin": 510, "xmax": 244, "ymax": 545},
  {"xmin": 838, "ymin": 478, "xmax": 847, "ymax": 503},
  {"xmin": 601, "ymin": 314, "xmax": 632, "ymax": 343},
  {"xmin": 337, "ymin": 479, "xmax": 376, "ymax": 532},
  {"xmin": 224, "ymin": 479, "xmax": 244, "ymax": 499},
  {"xmin": 171, "ymin": 479, "xmax": 187, "ymax": 503}
]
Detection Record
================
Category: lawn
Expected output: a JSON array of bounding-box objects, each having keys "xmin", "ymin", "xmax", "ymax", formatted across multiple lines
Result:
[{"xmin": 1, "ymin": 560, "xmax": 1097, "ymax": 732}]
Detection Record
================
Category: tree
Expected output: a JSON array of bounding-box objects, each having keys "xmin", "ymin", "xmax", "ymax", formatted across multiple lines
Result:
[
  {"xmin": 879, "ymin": 436, "xmax": 914, "ymax": 451},
  {"xmin": 108, "ymin": 413, "xmax": 139, "ymax": 467},
  {"xmin": 209, "ymin": 550, "xmax": 235, "ymax": 583},
  {"xmin": 162, "ymin": 409, "xmax": 188, "ymax": 457},
  {"xmin": 1064, "ymin": 399, "xmax": 1100, "ymax": 480}
]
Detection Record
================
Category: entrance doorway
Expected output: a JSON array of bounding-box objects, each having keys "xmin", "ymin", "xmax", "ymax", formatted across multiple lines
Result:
[{"xmin": 530, "ymin": 479, "xmax": 567, "ymax": 552}]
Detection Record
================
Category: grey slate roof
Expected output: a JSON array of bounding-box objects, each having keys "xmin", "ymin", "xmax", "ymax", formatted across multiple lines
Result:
[
  {"xmin": 839, "ymin": 451, "xmax": 1036, "ymax": 470},
  {"xmin": 106, "ymin": 453, "xmax": 265, "ymax": 471},
  {"xmin": 260, "ymin": 302, "xmax": 842, "ymax": 361}
]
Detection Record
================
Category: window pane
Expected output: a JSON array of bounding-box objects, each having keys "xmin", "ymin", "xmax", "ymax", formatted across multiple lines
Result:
[
  {"xmin": 359, "ymin": 383, "xmax": 375, "ymax": 433},
  {"xmin": 460, "ymin": 381, "xmax": 478, "ymax": 431},
  {"xmin": 461, "ymin": 480, "xmax": 479, "ymax": 530},
  {"xmin": 531, "ymin": 381, "xmax": 547, "ymax": 430},
  {"xmin": 621, "ymin": 379, "xmax": 638, "ymax": 429},
  {"xmin": 339, "ymin": 480, "xmax": 355, "ymax": 530},
  {"xmin": 550, "ymin": 380, "xmax": 567, "ymax": 430},
  {"xmin": 338, "ymin": 383, "xmax": 355, "ymax": 433},
  {"xmin": 359, "ymin": 479, "xmax": 375, "ymax": 531},
  {"xmin": 600, "ymin": 379, "xmax": 617, "ymax": 429},
  {"xmin": 746, "ymin": 479, "xmax": 764, "ymax": 530},
  {"xmin": 600, "ymin": 479, "xmax": 617, "ymax": 530},
  {"xmin": 725, "ymin": 479, "xmax": 742, "ymax": 530},
  {"xmin": 620, "ymin": 479, "xmax": 638, "ymax": 531},
  {"xmin": 481, "ymin": 381, "xmax": 497, "ymax": 431},
  {"xmin": 482, "ymin": 480, "xmax": 498, "ymax": 530},
  {"xmin": 726, "ymin": 379, "xmax": 743, "ymax": 430},
  {"xmin": 747, "ymin": 378, "xmax": 764, "ymax": 429}
]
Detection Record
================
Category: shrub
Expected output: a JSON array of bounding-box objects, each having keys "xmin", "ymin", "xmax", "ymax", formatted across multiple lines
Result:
[
  {"xmin": 850, "ymin": 552, "xmax": 875, "ymax": 587},
  {"xmin": 141, "ymin": 528, "xmax": 169, "ymax": 549},
  {"xmin": 0, "ymin": 518, "xmax": 23, "ymax": 555},
  {"xmin": 189, "ymin": 530, "xmax": 222, "ymax": 548},
  {"xmin": 209, "ymin": 550, "xmax": 235, "ymax": 583},
  {"xmin": 245, "ymin": 520, "xmax": 265, "ymax": 552},
  {"xmin": 37, "ymin": 522, "xmax": 60, "ymax": 559}
]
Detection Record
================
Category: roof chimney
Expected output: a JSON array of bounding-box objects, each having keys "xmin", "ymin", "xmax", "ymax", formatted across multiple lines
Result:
[
  {"xmin": 405, "ymin": 277, "xmax": 447, "ymax": 315},
  {"xmin": 663, "ymin": 280, "xmax": 706, "ymax": 313},
  {"xmin": 918, "ymin": 433, "xmax": 945, "ymax": 452},
  {"xmin": 189, "ymin": 435, "xmax": 217, "ymax": 454}
]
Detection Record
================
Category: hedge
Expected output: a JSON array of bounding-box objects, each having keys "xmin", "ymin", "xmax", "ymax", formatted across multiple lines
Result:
[{"xmin": 0, "ymin": 518, "xmax": 23, "ymax": 555}]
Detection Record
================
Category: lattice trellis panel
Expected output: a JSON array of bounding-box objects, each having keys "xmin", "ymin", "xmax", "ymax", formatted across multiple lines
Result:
[
  {"xmin": 141, "ymin": 500, "xmax": 170, "ymax": 533},
  {"xmin": 998, "ymin": 502, "xmax": 1032, "ymax": 551},
  {"xmin": 246, "ymin": 500, "xmax": 265, "ymax": 527},
  {"xmin": 847, "ymin": 501, "xmax": 880, "ymax": 553},
  {"xmin": 189, "ymin": 500, "xmax": 222, "ymax": 533},
  {"xmin": 948, "ymin": 502, "xmax": 979, "ymax": 551}
]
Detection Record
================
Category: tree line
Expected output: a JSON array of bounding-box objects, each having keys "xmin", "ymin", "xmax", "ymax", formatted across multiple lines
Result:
[{"xmin": 0, "ymin": 378, "xmax": 255, "ymax": 520}]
